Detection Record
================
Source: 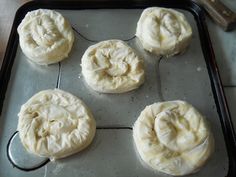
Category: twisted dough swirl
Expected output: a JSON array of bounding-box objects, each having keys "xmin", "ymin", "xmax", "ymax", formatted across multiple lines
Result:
[
  {"xmin": 81, "ymin": 40, "xmax": 145, "ymax": 93},
  {"xmin": 133, "ymin": 101, "xmax": 214, "ymax": 176},
  {"xmin": 17, "ymin": 9, "xmax": 74, "ymax": 65},
  {"xmin": 17, "ymin": 89, "xmax": 96, "ymax": 161},
  {"xmin": 136, "ymin": 7, "xmax": 192, "ymax": 57}
]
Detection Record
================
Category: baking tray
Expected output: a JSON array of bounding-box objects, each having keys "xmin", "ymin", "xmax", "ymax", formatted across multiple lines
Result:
[{"xmin": 0, "ymin": 0, "xmax": 235, "ymax": 177}]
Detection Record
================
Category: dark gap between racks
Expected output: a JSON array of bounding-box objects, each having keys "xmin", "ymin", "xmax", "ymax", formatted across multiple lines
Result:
[{"xmin": 72, "ymin": 26, "xmax": 136, "ymax": 42}]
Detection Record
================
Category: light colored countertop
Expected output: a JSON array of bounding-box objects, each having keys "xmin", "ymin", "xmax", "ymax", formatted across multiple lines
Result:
[
  {"xmin": 0, "ymin": 0, "xmax": 236, "ymax": 130},
  {"xmin": 0, "ymin": 0, "xmax": 30, "ymax": 67},
  {"xmin": 207, "ymin": 0, "xmax": 236, "ymax": 130}
]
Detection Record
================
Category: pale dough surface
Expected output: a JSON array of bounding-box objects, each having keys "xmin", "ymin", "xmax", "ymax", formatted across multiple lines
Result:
[
  {"xmin": 17, "ymin": 9, "xmax": 74, "ymax": 65},
  {"xmin": 17, "ymin": 89, "xmax": 96, "ymax": 161},
  {"xmin": 81, "ymin": 40, "xmax": 145, "ymax": 93},
  {"xmin": 133, "ymin": 100, "xmax": 214, "ymax": 176},
  {"xmin": 136, "ymin": 7, "xmax": 192, "ymax": 57}
]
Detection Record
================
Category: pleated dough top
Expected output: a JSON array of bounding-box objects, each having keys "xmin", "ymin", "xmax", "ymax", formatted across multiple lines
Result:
[
  {"xmin": 136, "ymin": 7, "xmax": 192, "ymax": 57},
  {"xmin": 81, "ymin": 40, "xmax": 145, "ymax": 93},
  {"xmin": 17, "ymin": 9, "xmax": 74, "ymax": 65},
  {"xmin": 133, "ymin": 101, "xmax": 214, "ymax": 176},
  {"xmin": 17, "ymin": 89, "xmax": 96, "ymax": 161}
]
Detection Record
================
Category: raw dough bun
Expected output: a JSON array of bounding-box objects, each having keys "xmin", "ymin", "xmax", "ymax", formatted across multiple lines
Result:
[
  {"xmin": 136, "ymin": 7, "xmax": 192, "ymax": 57},
  {"xmin": 81, "ymin": 40, "xmax": 145, "ymax": 93},
  {"xmin": 17, "ymin": 9, "xmax": 74, "ymax": 65},
  {"xmin": 17, "ymin": 89, "xmax": 96, "ymax": 161},
  {"xmin": 133, "ymin": 100, "xmax": 214, "ymax": 176}
]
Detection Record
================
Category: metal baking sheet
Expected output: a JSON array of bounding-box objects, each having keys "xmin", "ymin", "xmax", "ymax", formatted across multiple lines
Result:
[{"xmin": 0, "ymin": 1, "xmax": 235, "ymax": 177}]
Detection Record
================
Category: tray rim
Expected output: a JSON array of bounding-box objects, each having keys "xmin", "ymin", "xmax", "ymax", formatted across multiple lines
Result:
[{"xmin": 0, "ymin": 0, "xmax": 235, "ymax": 176}]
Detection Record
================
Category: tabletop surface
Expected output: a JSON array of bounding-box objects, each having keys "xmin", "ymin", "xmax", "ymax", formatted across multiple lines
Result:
[{"xmin": 0, "ymin": 0, "xmax": 236, "ymax": 129}]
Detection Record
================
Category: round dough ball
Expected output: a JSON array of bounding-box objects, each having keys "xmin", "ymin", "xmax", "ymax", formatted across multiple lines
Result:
[
  {"xmin": 17, "ymin": 9, "xmax": 74, "ymax": 65},
  {"xmin": 136, "ymin": 7, "xmax": 192, "ymax": 57},
  {"xmin": 81, "ymin": 40, "xmax": 145, "ymax": 93},
  {"xmin": 133, "ymin": 100, "xmax": 214, "ymax": 176},
  {"xmin": 17, "ymin": 89, "xmax": 96, "ymax": 161}
]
